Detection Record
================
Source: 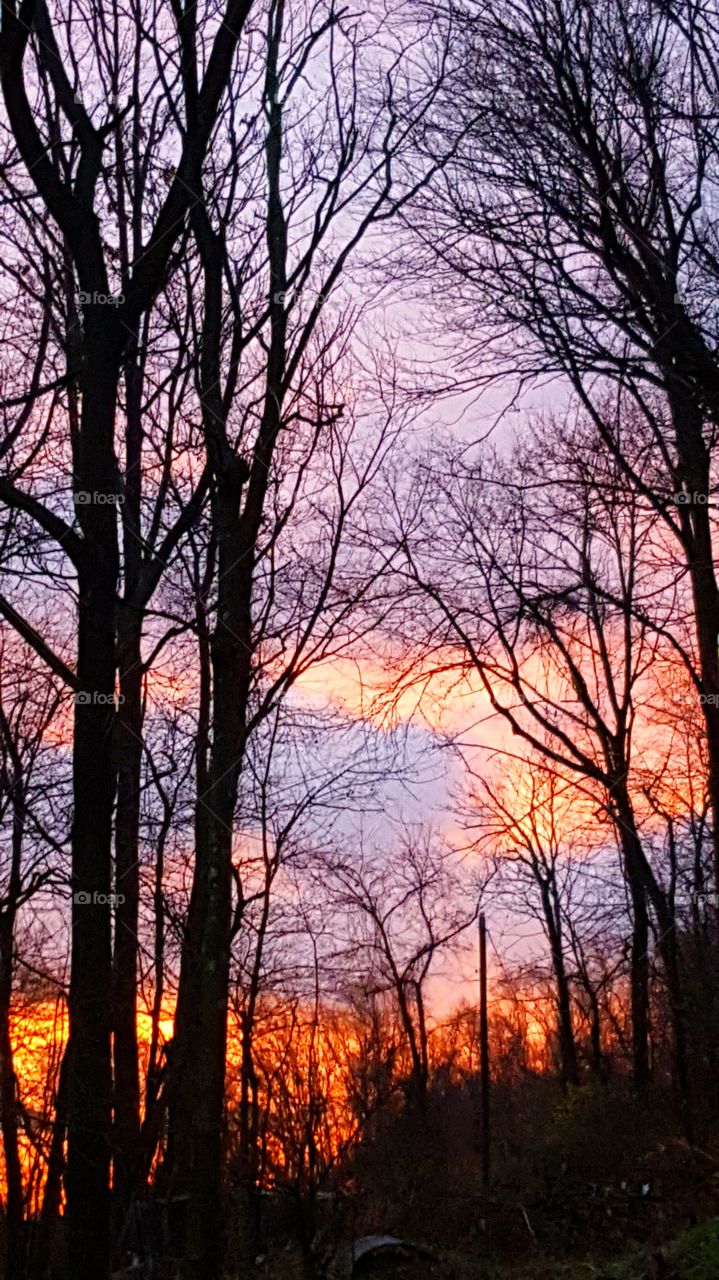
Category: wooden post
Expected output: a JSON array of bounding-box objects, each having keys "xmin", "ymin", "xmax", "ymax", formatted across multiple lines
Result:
[{"xmin": 479, "ymin": 913, "xmax": 490, "ymax": 1188}]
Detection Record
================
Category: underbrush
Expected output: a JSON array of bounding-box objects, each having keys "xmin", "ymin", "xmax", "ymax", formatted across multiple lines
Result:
[
  {"xmin": 229, "ymin": 1077, "xmax": 719, "ymax": 1280},
  {"xmin": 255, "ymin": 1218, "xmax": 719, "ymax": 1280}
]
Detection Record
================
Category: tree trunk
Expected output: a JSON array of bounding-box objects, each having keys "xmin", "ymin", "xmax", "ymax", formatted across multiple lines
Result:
[
  {"xmin": 0, "ymin": 716, "xmax": 26, "ymax": 1280},
  {"xmin": 113, "ymin": 637, "xmax": 143, "ymax": 1218},
  {"xmin": 661, "ymin": 376, "xmax": 719, "ymax": 911},
  {"xmin": 166, "ymin": 8, "xmax": 290, "ymax": 1268},
  {"xmin": 236, "ymin": 890, "xmax": 270, "ymax": 1270},
  {"xmin": 31, "ymin": 1045, "xmax": 69, "ymax": 1280},
  {"xmin": 66, "ymin": 320, "xmax": 122, "ymax": 1280},
  {"xmin": 656, "ymin": 924, "xmax": 693, "ymax": 1142},
  {"xmin": 539, "ymin": 877, "xmax": 579, "ymax": 1088},
  {"xmin": 588, "ymin": 988, "xmax": 604, "ymax": 1082},
  {"xmin": 167, "ymin": 465, "xmax": 251, "ymax": 1280},
  {"xmin": 629, "ymin": 878, "xmax": 651, "ymax": 1091},
  {"xmin": 170, "ymin": 808, "xmax": 235, "ymax": 1279},
  {"xmin": 112, "ymin": 338, "xmax": 145, "ymax": 1221},
  {"xmin": 613, "ymin": 784, "xmax": 692, "ymax": 1132},
  {"xmin": 604, "ymin": 753, "xmax": 651, "ymax": 1090}
]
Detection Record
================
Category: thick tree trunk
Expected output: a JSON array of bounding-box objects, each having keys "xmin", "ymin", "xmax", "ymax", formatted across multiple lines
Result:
[
  {"xmin": 113, "ymin": 636, "xmax": 143, "ymax": 1218},
  {"xmin": 662, "ymin": 379, "xmax": 719, "ymax": 908},
  {"xmin": 66, "ymin": 321, "xmax": 121, "ymax": 1280},
  {"xmin": 167, "ymin": 468, "xmax": 251, "ymax": 1280},
  {"xmin": 170, "ymin": 811, "xmax": 235, "ymax": 1279},
  {"xmin": 112, "ymin": 339, "xmax": 144, "ymax": 1220}
]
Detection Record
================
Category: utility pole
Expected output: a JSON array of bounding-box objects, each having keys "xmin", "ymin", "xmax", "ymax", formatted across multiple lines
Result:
[{"xmin": 479, "ymin": 913, "xmax": 490, "ymax": 1188}]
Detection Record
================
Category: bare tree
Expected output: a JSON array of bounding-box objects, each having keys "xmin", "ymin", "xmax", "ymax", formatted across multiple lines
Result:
[
  {"xmin": 410, "ymin": 0, "xmax": 719, "ymax": 897},
  {"xmin": 391, "ymin": 419, "xmax": 694, "ymax": 1127},
  {"xmin": 155, "ymin": 6, "xmax": 454, "ymax": 1272},
  {"xmin": 471, "ymin": 765, "xmax": 587, "ymax": 1088},
  {"xmin": 326, "ymin": 828, "xmax": 478, "ymax": 1107},
  {"xmin": 0, "ymin": 1, "xmax": 267, "ymax": 1271}
]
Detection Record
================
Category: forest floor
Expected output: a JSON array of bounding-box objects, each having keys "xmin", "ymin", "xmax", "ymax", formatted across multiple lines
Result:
[
  {"xmin": 484, "ymin": 1215, "xmax": 719, "ymax": 1279},
  {"xmin": 248, "ymin": 1114, "xmax": 719, "ymax": 1280},
  {"xmin": 257, "ymin": 1216, "xmax": 719, "ymax": 1280}
]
